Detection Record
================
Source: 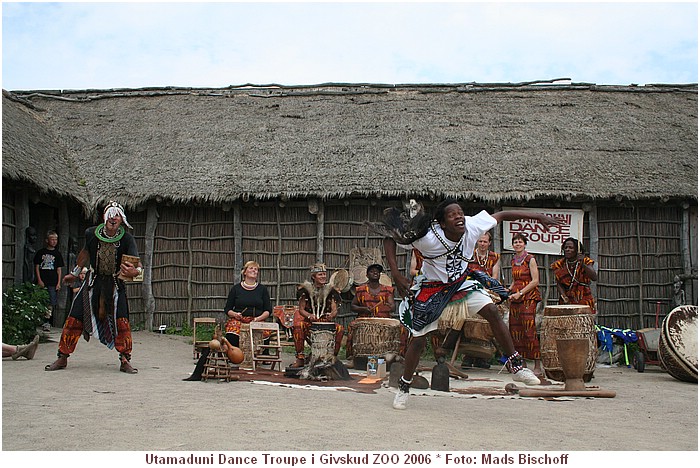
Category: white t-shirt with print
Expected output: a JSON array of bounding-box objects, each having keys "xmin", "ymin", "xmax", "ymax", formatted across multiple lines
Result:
[{"xmin": 399, "ymin": 210, "xmax": 497, "ymax": 283}]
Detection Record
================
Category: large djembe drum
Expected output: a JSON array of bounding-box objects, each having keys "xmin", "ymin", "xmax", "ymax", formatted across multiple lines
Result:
[
  {"xmin": 351, "ymin": 317, "xmax": 402, "ymax": 358},
  {"xmin": 540, "ymin": 304, "xmax": 597, "ymax": 382},
  {"xmin": 658, "ymin": 305, "xmax": 698, "ymax": 383}
]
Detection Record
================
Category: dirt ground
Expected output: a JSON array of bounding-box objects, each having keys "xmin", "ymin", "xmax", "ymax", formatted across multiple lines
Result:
[{"xmin": 2, "ymin": 328, "xmax": 697, "ymax": 464}]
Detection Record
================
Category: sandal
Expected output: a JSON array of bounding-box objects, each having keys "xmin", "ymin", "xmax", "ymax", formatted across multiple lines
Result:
[
  {"xmin": 45, "ymin": 355, "xmax": 68, "ymax": 371},
  {"xmin": 120, "ymin": 360, "xmax": 138, "ymax": 374},
  {"xmin": 292, "ymin": 358, "xmax": 305, "ymax": 368}
]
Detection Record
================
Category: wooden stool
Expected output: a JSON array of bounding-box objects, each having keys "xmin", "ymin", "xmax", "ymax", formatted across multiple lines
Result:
[
  {"xmin": 193, "ymin": 317, "xmax": 216, "ymax": 360},
  {"xmin": 249, "ymin": 322, "xmax": 283, "ymax": 372},
  {"xmin": 202, "ymin": 351, "xmax": 239, "ymax": 382}
]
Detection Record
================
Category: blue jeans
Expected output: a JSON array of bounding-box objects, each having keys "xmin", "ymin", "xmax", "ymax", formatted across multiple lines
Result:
[{"xmin": 46, "ymin": 286, "xmax": 58, "ymax": 306}]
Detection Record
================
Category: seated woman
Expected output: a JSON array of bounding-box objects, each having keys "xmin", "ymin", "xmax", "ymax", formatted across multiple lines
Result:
[
  {"xmin": 183, "ymin": 260, "xmax": 272, "ymax": 381},
  {"xmin": 223, "ymin": 260, "xmax": 272, "ymax": 348}
]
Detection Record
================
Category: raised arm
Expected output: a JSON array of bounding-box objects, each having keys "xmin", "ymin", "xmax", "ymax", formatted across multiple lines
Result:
[
  {"xmin": 492, "ymin": 210, "xmax": 564, "ymax": 230},
  {"xmin": 383, "ymin": 237, "xmax": 410, "ymax": 297}
]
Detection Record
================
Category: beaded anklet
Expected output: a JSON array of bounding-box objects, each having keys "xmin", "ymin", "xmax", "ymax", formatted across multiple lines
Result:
[
  {"xmin": 506, "ymin": 351, "xmax": 524, "ymax": 373},
  {"xmin": 398, "ymin": 376, "xmax": 413, "ymax": 393}
]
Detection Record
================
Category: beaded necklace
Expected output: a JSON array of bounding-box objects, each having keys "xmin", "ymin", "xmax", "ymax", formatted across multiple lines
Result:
[
  {"xmin": 565, "ymin": 259, "xmax": 580, "ymax": 291},
  {"xmin": 513, "ymin": 251, "xmax": 529, "ymax": 266},
  {"xmin": 241, "ymin": 281, "xmax": 258, "ymax": 291},
  {"xmin": 475, "ymin": 249, "xmax": 489, "ymax": 268},
  {"xmin": 95, "ymin": 223, "xmax": 125, "ymax": 243}
]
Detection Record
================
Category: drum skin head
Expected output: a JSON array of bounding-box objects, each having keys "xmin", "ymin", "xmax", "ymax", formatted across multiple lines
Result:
[{"xmin": 659, "ymin": 305, "xmax": 698, "ymax": 383}]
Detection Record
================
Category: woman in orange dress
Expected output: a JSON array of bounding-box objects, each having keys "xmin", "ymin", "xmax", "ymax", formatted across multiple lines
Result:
[
  {"xmin": 508, "ymin": 233, "xmax": 542, "ymax": 376},
  {"xmin": 550, "ymin": 238, "xmax": 598, "ymax": 314}
]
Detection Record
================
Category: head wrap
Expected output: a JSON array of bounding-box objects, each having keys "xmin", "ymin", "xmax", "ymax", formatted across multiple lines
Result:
[
  {"xmin": 310, "ymin": 263, "xmax": 327, "ymax": 274},
  {"xmin": 103, "ymin": 201, "xmax": 132, "ymax": 229}
]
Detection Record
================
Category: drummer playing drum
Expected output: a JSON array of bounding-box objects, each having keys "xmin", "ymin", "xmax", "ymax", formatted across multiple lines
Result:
[
  {"xmin": 292, "ymin": 263, "xmax": 344, "ymax": 368},
  {"xmin": 347, "ymin": 264, "xmax": 407, "ymax": 359}
]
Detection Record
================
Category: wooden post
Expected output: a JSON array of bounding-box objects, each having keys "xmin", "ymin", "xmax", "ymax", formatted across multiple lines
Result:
[
  {"xmin": 14, "ymin": 189, "xmax": 29, "ymax": 284},
  {"xmin": 143, "ymin": 202, "xmax": 158, "ymax": 332},
  {"xmin": 186, "ymin": 207, "xmax": 194, "ymax": 326},
  {"xmin": 680, "ymin": 202, "xmax": 694, "ymax": 303},
  {"xmin": 233, "ymin": 203, "xmax": 242, "ymax": 274},
  {"xmin": 636, "ymin": 208, "xmax": 644, "ymax": 328},
  {"xmin": 57, "ymin": 201, "xmax": 70, "ymax": 324},
  {"xmin": 544, "ymin": 254, "xmax": 551, "ymax": 306},
  {"xmin": 275, "ymin": 204, "xmax": 282, "ymax": 306},
  {"xmin": 587, "ymin": 204, "xmax": 599, "ymax": 302},
  {"xmin": 316, "ymin": 200, "xmax": 324, "ymax": 263}
]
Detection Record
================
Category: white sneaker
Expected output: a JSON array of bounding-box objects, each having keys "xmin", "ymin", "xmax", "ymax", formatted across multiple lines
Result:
[
  {"xmin": 512, "ymin": 367, "xmax": 540, "ymax": 386},
  {"xmin": 393, "ymin": 390, "xmax": 409, "ymax": 410}
]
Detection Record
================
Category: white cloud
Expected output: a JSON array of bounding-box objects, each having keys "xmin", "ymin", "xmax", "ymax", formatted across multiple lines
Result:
[{"xmin": 2, "ymin": 2, "xmax": 697, "ymax": 89}]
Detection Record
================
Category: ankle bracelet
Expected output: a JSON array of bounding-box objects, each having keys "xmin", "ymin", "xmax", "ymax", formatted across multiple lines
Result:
[
  {"xmin": 398, "ymin": 376, "xmax": 412, "ymax": 393},
  {"xmin": 506, "ymin": 351, "xmax": 524, "ymax": 373}
]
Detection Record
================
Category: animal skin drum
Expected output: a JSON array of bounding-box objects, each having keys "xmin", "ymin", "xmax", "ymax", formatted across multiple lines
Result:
[
  {"xmin": 540, "ymin": 304, "xmax": 597, "ymax": 382},
  {"xmin": 309, "ymin": 322, "xmax": 337, "ymax": 361},
  {"xmin": 460, "ymin": 317, "xmax": 496, "ymax": 359},
  {"xmin": 658, "ymin": 305, "xmax": 698, "ymax": 383},
  {"xmin": 350, "ymin": 317, "xmax": 402, "ymax": 358},
  {"xmin": 458, "ymin": 305, "xmax": 506, "ymax": 359},
  {"xmin": 330, "ymin": 269, "xmax": 353, "ymax": 293}
]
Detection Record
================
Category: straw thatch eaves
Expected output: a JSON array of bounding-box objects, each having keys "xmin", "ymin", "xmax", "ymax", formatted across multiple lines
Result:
[
  {"xmin": 4, "ymin": 81, "xmax": 697, "ymax": 212},
  {"xmin": 2, "ymin": 90, "xmax": 90, "ymax": 207}
]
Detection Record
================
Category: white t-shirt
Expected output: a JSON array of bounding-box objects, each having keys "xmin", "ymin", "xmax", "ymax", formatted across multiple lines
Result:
[{"xmin": 399, "ymin": 210, "xmax": 497, "ymax": 283}]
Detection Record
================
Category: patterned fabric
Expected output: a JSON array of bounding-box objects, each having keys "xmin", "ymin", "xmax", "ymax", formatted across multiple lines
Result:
[
  {"xmin": 353, "ymin": 283, "xmax": 395, "ymax": 318},
  {"xmin": 550, "ymin": 257, "xmax": 597, "ymax": 314},
  {"xmin": 224, "ymin": 316, "xmax": 273, "ymax": 338},
  {"xmin": 468, "ymin": 250, "xmax": 500, "ymax": 277},
  {"xmin": 410, "ymin": 272, "xmax": 472, "ymax": 331},
  {"xmin": 57, "ymin": 226, "xmax": 137, "ymax": 356},
  {"xmin": 413, "ymin": 249, "xmax": 424, "ymax": 273},
  {"xmin": 509, "ymin": 254, "xmax": 541, "ymax": 360}
]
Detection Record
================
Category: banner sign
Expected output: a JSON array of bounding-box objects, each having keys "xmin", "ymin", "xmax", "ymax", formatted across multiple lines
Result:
[{"xmin": 502, "ymin": 207, "xmax": 584, "ymax": 255}]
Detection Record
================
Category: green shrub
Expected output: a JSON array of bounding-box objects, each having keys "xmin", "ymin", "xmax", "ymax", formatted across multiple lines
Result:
[{"xmin": 2, "ymin": 283, "xmax": 49, "ymax": 344}]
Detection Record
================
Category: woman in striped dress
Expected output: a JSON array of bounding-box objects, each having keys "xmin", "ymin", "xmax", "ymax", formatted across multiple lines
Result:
[{"xmin": 508, "ymin": 232, "xmax": 543, "ymax": 376}]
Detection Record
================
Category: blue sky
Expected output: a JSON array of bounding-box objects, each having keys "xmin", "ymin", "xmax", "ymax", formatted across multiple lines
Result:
[{"xmin": 1, "ymin": 1, "xmax": 698, "ymax": 90}]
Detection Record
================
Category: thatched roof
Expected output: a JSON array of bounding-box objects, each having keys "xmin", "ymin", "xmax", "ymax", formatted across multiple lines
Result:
[
  {"xmin": 3, "ymin": 82, "xmax": 697, "ymax": 211},
  {"xmin": 1, "ymin": 90, "xmax": 90, "ymax": 206}
]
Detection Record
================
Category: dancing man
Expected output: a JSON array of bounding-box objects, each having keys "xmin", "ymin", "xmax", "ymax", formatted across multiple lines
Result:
[
  {"xmin": 381, "ymin": 199, "xmax": 562, "ymax": 410},
  {"xmin": 45, "ymin": 201, "xmax": 143, "ymax": 374}
]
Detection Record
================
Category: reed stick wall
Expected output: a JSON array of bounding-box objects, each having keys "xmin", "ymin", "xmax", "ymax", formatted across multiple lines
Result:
[{"xmin": 3, "ymin": 193, "xmax": 696, "ymax": 333}]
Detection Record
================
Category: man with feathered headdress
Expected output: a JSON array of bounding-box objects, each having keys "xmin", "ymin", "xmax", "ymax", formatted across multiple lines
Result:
[
  {"xmin": 45, "ymin": 201, "xmax": 143, "ymax": 374},
  {"xmin": 292, "ymin": 263, "xmax": 344, "ymax": 369}
]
